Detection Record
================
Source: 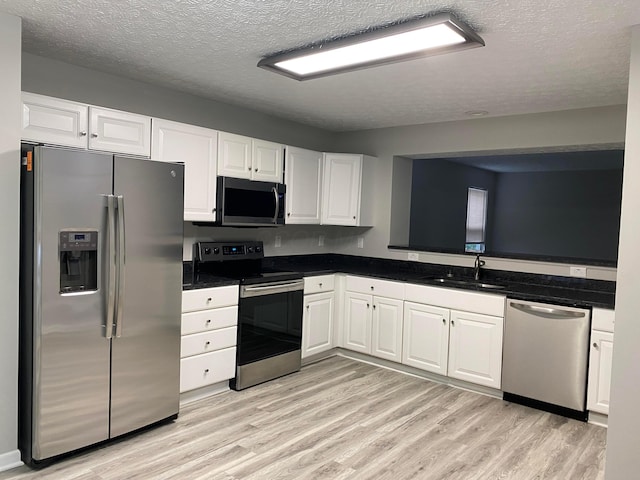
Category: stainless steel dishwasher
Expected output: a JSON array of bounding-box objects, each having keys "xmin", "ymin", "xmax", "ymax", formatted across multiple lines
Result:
[{"xmin": 502, "ymin": 299, "xmax": 591, "ymax": 420}]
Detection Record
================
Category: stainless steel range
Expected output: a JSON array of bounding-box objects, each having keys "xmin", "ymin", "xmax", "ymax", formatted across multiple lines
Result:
[{"xmin": 193, "ymin": 241, "xmax": 304, "ymax": 390}]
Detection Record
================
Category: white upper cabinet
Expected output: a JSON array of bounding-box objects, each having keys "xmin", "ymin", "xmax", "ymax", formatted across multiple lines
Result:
[
  {"xmin": 21, "ymin": 93, "xmax": 152, "ymax": 156},
  {"xmin": 217, "ymin": 131, "xmax": 283, "ymax": 182},
  {"xmin": 22, "ymin": 92, "xmax": 89, "ymax": 148},
  {"xmin": 284, "ymin": 146, "xmax": 323, "ymax": 224},
  {"xmin": 89, "ymin": 106, "xmax": 151, "ymax": 157},
  {"xmin": 151, "ymin": 119, "xmax": 218, "ymax": 222},
  {"xmin": 322, "ymin": 153, "xmax": 374, "ymax": 226}
]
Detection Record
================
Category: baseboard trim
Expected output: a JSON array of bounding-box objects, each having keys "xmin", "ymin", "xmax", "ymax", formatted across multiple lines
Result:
[
  {"xmin": 180, "ymin": 381, "xmax": 230, "ymax": 407},
  {"xmin": 0, "ymin": 450, "xmax": 23, "ymax": 473}
]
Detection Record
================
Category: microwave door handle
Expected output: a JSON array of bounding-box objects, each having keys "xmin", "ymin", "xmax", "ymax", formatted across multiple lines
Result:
[{"xmin": 272, "ymin": 186, "xmax": 279, "ymax": 224}]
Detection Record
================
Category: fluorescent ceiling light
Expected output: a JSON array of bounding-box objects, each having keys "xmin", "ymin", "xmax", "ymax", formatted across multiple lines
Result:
[{"xmin": 258, "ymin": 13, "xmax": 485, "ymax": 81}]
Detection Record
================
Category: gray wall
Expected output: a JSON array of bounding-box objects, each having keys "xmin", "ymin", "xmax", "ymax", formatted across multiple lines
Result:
[
  {"xmin": 0, "ymin": 12, "xmax": 21, "ymax": 470},
  {"xmin": 333, "ymin": 107, "xmax": 626, "ymax": 280},
  {"xmin": 409, "ymin": 159, "xmax": 497, "ymax": 251},
  {"xmin": 606, "ymin": 25, "xmax": 640, "ymax": 480},
  {"xmin": 491, "ymin": 169, "xmax": 622, "ymax": 262}
]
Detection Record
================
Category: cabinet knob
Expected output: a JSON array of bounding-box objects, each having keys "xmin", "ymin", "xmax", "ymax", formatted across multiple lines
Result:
[
  {"xmin": 254, "ymin": 168, "xmax": 258, "ymax": 172},
  {"xmin": 91, "ymin": 133, "xmax": 98, "ymax": 138},
  {"xmin": 367, "ymin": 303, "xmax": 370, "ymax": 308},
  {"xmin": 593, "ymin": 342, "xmax": 598, "ymax": 349},
  {"xmin": 306, "ymin": 305, "xmax": 309, "ymax": 310},
  {"xmin": 373, "ymin": 305, "xmax": 376, "ymax": 310},
  {"xmin": 287, "ymin": 212, "xmax": 291, "ymax": 217},
  {"xmin": 212, "ymin": 208, "xmax": 216, "ymax": 213},
  {"xmin": 206, "ymin": 297, "xmax": 212, "ymax": 303},
  {"xmin": 79, "ymin": 131, "xmax": 87, "ymax": 137},
  {"xmin": 248, "ymin": 166, "xmax": 252, "ymax": 171},
  {"xmin": 205, "ymin": 341, "xmax": 210, "ymax": 346},
  {"xmin": 319, "ymin": 282, "xmax": 323, "ymax": 287},
  {"xmin": 353, "ymin": 216, "xmax": 356, "ymax": 219},
  {"xmin": 370, "ymin": 286, "xmax": 374, "ymax": 290},
  {"xmin": 204, "ymin": 369, "xmax": 209, "ymax": 374},
  {"xmin": 206, "ymin": 319, "xmax": 211, "ymax": 324},
  {"xmin": 451, "ymin": 320, "xmax": 455, "ymax": 326},
  {"xmin": 442, "ymin": 318, "xmax": 446, "ymax": 324}
]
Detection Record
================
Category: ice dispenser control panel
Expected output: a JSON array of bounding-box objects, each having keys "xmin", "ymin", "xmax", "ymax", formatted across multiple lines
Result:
[{"xmin": 59, "ymin": 230, "xmax": 98, "ymax": 294}]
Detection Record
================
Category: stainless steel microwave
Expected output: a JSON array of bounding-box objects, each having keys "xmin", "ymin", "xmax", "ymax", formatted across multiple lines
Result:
[{"xmin": 215, "ymin": 176, "xmax": 285, "ymax": 226}]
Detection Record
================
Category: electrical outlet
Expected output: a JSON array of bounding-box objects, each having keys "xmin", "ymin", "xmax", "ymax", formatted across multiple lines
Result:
[
  {"xmin": 408, "ymin": 252, "xmax": 419, "ymax": 261},
  {"xmin": 274, "ymin": 235, "xmax": 281, "ymax": 248},
  {"xmin": 357, "ymin": 236, "xmax": 364, "ymax": 248},
  {"xmin": 318, "ymin": 235, "xmax": 325, "ymax": 247},
  {"xmin": 570, "ymin": 266, "xmax": 587, "ymax": 278}
]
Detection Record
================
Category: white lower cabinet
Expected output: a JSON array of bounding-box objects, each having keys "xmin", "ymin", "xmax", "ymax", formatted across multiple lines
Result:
[
  {"xmin": 587, "ymin": 308, "xmax": 615, "ymax": 415},
  {"xmin": 447, "ymin": 310, "xmax": 504, "ymax": 389},
  {"xmin": 180, "ymin": 285, "xmax": 239, "ymax": 393},
  {"xmin": 343, "ymin": 292, "xmax": 372, "ymax": 354},
  {"xmin": 402, "ymin": 302, "xmax": 450, "ymax": 376},
  {"xmin": 302, "ymin": 292, "xmax": 334, "ymax": 358},
  {"xmin": 371, "ymin": 297, "xmax": 404, "ymax": 362}
]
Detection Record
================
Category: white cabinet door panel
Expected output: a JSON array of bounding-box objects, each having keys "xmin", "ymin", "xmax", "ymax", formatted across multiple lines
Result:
[
  {"xmin": 448, "ymin": 310, "xmax": 503, "ymax": 389},
  {"xmin": 322, "ymin": 153, "xmax": 361, "ymax": 225},
  {"xmin": 252, "ymin": 139, "xmax": 283, "ymax": 182},
  {"xmin": 302, "ymin": 292, "xmax": 334, "ymax": 358},
  {"xmin": 152, "ymin": 119, "xmax": 218, "ymax": 222},
  {"xmin": 285, "ymin": 146, "xmax": 322, "ymax": 224},
  {"xmin": 22, "ymin": 92, "xmax": 89, "ymax": 148},
  {"xmin": 217, "ymin": 132, "xmax": 251, "ymax": 178},
  {"xmin": 343, "ymin": 292, "xmax": 372, "ymax": 354},
  {"xmin": 587, "ymin": 330, "xmax": 614, "ymax": 415},
  {"xmin": 371, "ymin": 297, "xmax": 403, "ymax": 362},
  {"xmin": 89, "ymin": 106, "xmax": 151, "ymax": 156},
  {"xmin": 402, "ymin": 302, "xmax": 450, "ymax": 375}
]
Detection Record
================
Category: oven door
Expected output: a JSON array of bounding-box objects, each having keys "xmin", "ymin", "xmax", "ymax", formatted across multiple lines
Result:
[
  {"xmin": 237, "ymin": 279, "xmax": 304, "ymax": 366},
  {"xmin": 217, "ymin": 176, "xmax": 285, "ymax": 226}
]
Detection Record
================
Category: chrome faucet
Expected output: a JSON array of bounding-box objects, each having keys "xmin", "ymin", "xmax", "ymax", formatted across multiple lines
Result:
[{"xmin": 474, "ymin": 254, "xmax": 485, "ymax": 281}]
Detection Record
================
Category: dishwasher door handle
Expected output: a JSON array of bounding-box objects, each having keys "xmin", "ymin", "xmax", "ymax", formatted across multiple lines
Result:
[{"xmin": 509, "ymin": 301, "xmax": 586, "ymax": 319}]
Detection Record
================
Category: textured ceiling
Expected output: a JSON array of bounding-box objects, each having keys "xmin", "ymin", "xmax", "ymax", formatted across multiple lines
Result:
[{"xmin": 1, "ymin": 0, "xmax": 640, "ymax": 131}]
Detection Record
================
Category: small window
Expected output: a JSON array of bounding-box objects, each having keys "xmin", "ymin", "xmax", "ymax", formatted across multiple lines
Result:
[{"xmin": 465, "ymin": 187, "xmax": 488, "ymax": 253}]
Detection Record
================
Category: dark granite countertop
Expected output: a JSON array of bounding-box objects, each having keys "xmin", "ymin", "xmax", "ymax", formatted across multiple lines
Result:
[{"xmin": 183, "ymin": 254, "xmax": 616, "ymax": 309}]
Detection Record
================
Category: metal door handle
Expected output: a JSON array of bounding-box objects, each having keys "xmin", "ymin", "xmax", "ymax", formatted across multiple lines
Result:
[
  {"xmin": 105, "ymin": 195, "xmax": 117, "ymax": 339},
  {"xmin": 272, "ymin": 186, "xmax": 279, "ymax": 224},
  {"xmin": 509, "ymin": 301, "xmax": 585, "ymax": 319},
  {"xmin": 115, "ymin": 195, "xmax": 126, "ymax": 337}
]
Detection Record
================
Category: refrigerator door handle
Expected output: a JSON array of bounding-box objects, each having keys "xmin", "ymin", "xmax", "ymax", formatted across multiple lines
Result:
[
  {"xmin": 105, "ymin": 195, "xmax": 117, "ymax": 339},
  {"xmin": 115, "ymin": 195, "xmax": 126, "ymax": 338}
]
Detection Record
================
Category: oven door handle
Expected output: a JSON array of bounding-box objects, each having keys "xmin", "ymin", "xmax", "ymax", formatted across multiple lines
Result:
[{"xmin": 240, "ymin": 279, "xmax": 304, "ymax": 298}]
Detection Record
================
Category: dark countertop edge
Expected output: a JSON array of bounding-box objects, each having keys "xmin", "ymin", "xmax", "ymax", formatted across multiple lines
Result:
[
  {"xmin": 182, "ymin": 278, "xmax": 240, "ymax": 290},
  {"xmin": 387, "ymin": 245, "xmax": 618, "ymax": 268}
]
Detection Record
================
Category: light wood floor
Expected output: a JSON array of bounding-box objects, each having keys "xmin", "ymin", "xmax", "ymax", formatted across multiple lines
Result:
[{"xmin": 1, "ymin": 356, "xmax": 607, "ymax": 480}]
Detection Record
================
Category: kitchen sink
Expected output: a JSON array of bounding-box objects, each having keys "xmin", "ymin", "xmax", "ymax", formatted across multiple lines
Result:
[{"xmin": 424, "ymin": 277, "xmax": 506, "ymax": 290}]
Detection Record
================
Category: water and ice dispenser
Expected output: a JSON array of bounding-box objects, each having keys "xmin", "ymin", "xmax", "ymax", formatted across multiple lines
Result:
[{"xmin": 59, "ymin": 230, "xmax": 98, "ymax": 293}]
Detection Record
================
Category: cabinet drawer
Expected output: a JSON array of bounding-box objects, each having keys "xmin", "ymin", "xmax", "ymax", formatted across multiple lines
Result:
[
  {"xmin": 592, "ymin": 308, "xmax": 615, "ymax": 333},
  {"xmin": 182, "ymin": 285, "xmax": 239, "ymax": 312},
  {"xmin": 304, "ymin": 275, "xmax": 335, "ymax": 294},
  {"xmin": 405, "ymin": 283, "xmax": 505, "ymax": 317},
  {"xmin": 346, "ymin": 275, "xmax": 405, "ymax": 299},
  {"xmin": 180, "ymin": 347, "xmax": 236, "ymax": 393},
  {"xmin": 181, "ymin": 306, "xmax": 238, "ymax": 335},
  {"xmin": 181, "ymin": 326, "xmax": 237, "ymax": 358}
]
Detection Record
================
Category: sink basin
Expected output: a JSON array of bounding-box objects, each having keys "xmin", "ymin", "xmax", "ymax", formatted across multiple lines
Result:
[{"xmin": 425, "ymin": 277, "xmax": 506, "ymax": 290}]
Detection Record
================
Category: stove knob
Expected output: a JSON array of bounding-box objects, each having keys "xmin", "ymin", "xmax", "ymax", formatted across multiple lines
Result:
[
  {"xmin": 204, "ymin": 247, "xmax": 211, "ymax": 255},
  {"xmin": 247, "ymin": 247, "xmax": 253, "ymax": 253},
  {"xmin": 213, "ymin": 247, "xmax": 220, "ymax": 255},
  {"xmin": 255, "ymin": 246, "xmax": 262, "ymax": 253}
]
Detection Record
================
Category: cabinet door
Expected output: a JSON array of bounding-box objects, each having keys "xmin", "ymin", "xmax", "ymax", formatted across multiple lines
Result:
[
  {"xmin": 252, "ymin": 139, "xmax": 283, "ymax": 182},
  {"xmin": 89, "ymin": 106, "xmax": 151, "ymax": 156},
  {"xmin": 152, "ymin": 119, "xmax": 218, "ymax": 222},
  {"xmin": 322, "ymin": 153, "xmax": 362, "ymax": 226},
  {"xmin": 285, "ymin": 146, "xmax": 323, "ymax": 224},
  {"xmin": 217, "ymin": 131, "xmax": 251, "ymax": 178},
  {"xmin": 402, "ymin": 302, "xmax": 450, "ymax": 375},
  {"xmin": 22, "ymin": 92, "xmax": 89, "ymax": 148},
  {"xmin": 448, "ymin": 310, "xmax": 504, "ymax": 389},
  {"xmin": 587, "ymin": 330, "xmax": 614, "ymax": 415},
  {"xmin": 343, "ymin": 292, "xmax": 372, "ymax": 354},
  {"xmin": 371, "ymin": 296, "xmax": 404, "ymax": 362},
  {"xmin": 302, "ymin": 292, "xmax": 335, "ymax": 358}
]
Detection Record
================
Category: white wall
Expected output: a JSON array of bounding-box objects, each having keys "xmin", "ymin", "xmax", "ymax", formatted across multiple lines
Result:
[
  {"xmin": 605, "ymin": 25, "xmax": 640, "ymax": 480},
  {"xmin": 0, "ymin": 12, "xmax": 22, "ymax": 472},
  {"xmin": 332, "ymin": 106, "xmax": 627, "ymax": 280}
]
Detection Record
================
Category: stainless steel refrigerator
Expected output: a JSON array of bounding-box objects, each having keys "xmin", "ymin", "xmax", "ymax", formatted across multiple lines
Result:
[{"xmin": 19, "ymin": 145, "xmax": 184, "ymax": 466}]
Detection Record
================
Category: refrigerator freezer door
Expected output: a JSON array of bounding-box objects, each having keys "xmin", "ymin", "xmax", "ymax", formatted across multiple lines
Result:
[
  {"xmin": 32, "ymin": 147, "xmax": 113, "ymax": 460},
  {"xmin": 109, "ymin": 157, "xmax": 184, "ymax": 437}
]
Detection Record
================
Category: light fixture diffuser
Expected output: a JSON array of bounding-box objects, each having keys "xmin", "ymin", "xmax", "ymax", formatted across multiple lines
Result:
[{"xmin": 258, "ymin": 13, "xmax": 485, "ymax": 81}]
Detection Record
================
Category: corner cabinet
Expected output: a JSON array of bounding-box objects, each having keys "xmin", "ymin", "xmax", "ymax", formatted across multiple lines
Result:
[
  {"xmin": 285, "ymin": 146, "xmax": 323, "ymax": 224},
  {"xmin": 217, "ymin": 131, "xmax": 283, "ymax": 183},
  {"xmin": 322, "ymin": 153, "xmax": 374, "ymax": 226},
  {"xmin": 22, "ymin": 92, "xmax": 151, "ymax": 156},
  {"xmin": 587, "ymin": 308, "xmax": 615, "ymax": 416},
  {"xmin": 151, "ymin": 119, "xmax": 218, "ymax": 222}
]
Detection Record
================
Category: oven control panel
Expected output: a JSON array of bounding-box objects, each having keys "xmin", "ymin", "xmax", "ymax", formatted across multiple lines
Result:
[{"xmin": 195, "ymin": 241, "xmax": 264, "ymax": 262}]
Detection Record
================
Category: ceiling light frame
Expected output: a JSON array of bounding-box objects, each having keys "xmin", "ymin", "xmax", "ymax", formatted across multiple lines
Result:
[{"xmin": 257, "ymin": 13, "xmax": 485, "ymax": 81}]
